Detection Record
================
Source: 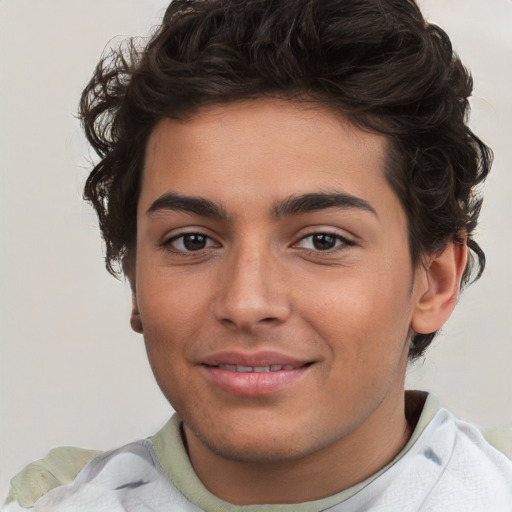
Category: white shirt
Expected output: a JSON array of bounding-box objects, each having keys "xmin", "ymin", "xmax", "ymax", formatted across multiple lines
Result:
[{"xmin": 5, "ymin": 406, "xmax": 512, "ymax": 512}]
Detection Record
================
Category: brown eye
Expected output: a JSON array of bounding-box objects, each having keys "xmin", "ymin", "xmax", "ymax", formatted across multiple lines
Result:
[
  {"xmin": 182, "ymin": 234, "xmax": 208, "ymax": 251},
  {"xmin": 167, "ymin": 233, "xmax": 217, "ymax": 252},
  {"xmin": 312, "ymin": 234, "xmax": 337, "ymax": 250},
  {"xmin": 295, "ymin": 232, "xmax": 353, "ymax": 252}
]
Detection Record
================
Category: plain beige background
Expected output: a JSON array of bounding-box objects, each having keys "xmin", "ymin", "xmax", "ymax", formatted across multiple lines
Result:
[{"xmin": 1, "ymin": 0, "xmax": 511, "ymax": 500}]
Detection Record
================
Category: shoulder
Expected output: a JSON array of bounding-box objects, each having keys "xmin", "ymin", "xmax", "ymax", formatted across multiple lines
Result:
[
  {"xmin": 3, "ymin": 438, "xmax": 187, "ymax": 512},
  {"xmin": 4, "ymin": 446, "xmax": 100, "ymax": 509},
  {"xmin": 478, "ymin": 425, "xmax": 512, "ymax": 460},
  {"xmin": 2, "ymin": 418, "xmax": 182, "ymax": 511},
  {"xmin": 406, "ymin": 391, "xmax": 512, "ymax": 469},
  {"xmin": 407, "ymin": 391, "xmax": 512, "ymax": 460}
]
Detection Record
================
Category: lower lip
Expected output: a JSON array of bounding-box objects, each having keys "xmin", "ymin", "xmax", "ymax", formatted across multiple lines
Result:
[{"xmin": 201, "ymin": 365, "xmax": 311, "ymax": 396}]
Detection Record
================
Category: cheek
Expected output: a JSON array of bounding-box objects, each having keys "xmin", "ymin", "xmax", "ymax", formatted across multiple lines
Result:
[
  {"xmin": 140, "ymin": 301, "xmax": 197, "ymax": 414},
  {"xmin": 138, "ymin": 262, "xmax": 211, "ymax": 330},
  {"xmin": 136, "ymin": 274, "xmax": 203, "ymax": 373},
  {"xmin": 301, "ymin": 264, "xmax": 413, "ymax": 362},
  {"xmin": 306, "ymin": 271, "xmax": 411, "ymax": 330}
]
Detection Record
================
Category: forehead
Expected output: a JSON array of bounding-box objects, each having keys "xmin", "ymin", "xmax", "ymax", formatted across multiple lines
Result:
[{"xmin": 139, "ymin": 99, "xmax": 395, "ymax": 218}]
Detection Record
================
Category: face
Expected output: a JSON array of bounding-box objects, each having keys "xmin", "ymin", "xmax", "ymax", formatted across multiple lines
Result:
[{"xmin": 133, "ymin": 99, "xmax": 425, "ymax": 464}]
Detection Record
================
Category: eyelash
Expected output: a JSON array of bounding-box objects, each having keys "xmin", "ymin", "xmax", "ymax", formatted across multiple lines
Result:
[{"xmin": 162, "ymin": 231, "xmax": 354, "ymax": 257}]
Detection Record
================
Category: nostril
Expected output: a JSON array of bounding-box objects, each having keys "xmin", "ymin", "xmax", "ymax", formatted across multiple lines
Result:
[
  {"xmin": 213, "ymin": 281, "xmax": 291, "ymax": 328},
  {"xmin": 220, "ymin": 317, "xmax": 237, "ymax": 327}
]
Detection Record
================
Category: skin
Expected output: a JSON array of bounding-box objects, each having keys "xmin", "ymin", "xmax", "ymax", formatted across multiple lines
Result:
[{"xmin": 130, "ymin": 99, "xmax": 466, "ymax": 504}]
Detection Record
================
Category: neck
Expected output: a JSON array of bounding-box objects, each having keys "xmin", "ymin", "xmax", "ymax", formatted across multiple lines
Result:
[{"xmin": 183, "ymin": 390, "xmax": 413, "ymax": 505}]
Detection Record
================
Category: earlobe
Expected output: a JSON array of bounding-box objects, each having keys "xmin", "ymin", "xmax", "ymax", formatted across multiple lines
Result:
[
  {"xmin": 130, "ymin": 290, "xmax": 144, "ymax": 334},
  {"xmin": 126, "ymin": 264, "xmax": 143, "ymax": 334},
  {"xmin": 411, "ymin": 241, "xmax": 468, "ymax": 335}
]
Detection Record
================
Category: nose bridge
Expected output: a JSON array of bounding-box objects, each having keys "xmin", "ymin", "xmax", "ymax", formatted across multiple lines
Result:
[{"xmin": 214, "ymin": 236, "xmax": 290, "ymax": 329}]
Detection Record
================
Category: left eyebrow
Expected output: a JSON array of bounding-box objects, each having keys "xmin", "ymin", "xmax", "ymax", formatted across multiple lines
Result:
[{"xmin": 271, "ymin": 192, "xmax": 378, "ymax": 219}]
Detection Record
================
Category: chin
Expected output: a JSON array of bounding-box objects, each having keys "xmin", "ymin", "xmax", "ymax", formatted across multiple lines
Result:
[
  {"xmin": 184, "ymin": 410, "xmax": 344, "ymax": 466},
  {"xmin": 196, "ymin": 430, "xmax": 314, "ymax": 464}
]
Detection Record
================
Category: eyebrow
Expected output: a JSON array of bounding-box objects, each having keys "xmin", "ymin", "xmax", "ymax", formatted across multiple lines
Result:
[
  {"xmin": 147, "ymin": 192, "xmax": 228, "ymax": 220},
  {"xmin": 146, "ymin": 190, "xmax": 377, "ymax": 220},
  {"xmin": 271, "ymin": 192, "xmax": 377, "ymax": 219}
]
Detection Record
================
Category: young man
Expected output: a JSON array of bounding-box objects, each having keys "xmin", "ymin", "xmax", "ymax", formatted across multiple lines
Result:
[{"xmin": 4, "ymin": 0, "xmax": 512, "ymax": 510}]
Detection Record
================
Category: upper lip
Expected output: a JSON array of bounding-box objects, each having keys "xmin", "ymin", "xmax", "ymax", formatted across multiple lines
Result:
[{"xmin": 200, "ymin": 350, "xmax": 313, "ymax": 368}]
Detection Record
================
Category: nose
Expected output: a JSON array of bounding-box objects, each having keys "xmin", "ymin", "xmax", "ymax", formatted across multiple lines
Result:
[{"xmin": 213, "ymin": 244, "xmax": 291, "ymax": 330}]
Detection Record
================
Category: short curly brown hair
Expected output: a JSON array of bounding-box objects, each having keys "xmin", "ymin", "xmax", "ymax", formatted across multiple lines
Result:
[{"xmin": 80, "ymin": 0, "xmax": 491, "ymax": 359}]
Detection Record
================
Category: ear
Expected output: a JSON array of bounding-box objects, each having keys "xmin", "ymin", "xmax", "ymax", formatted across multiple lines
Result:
[
  {"xmin": 411, "ymin": 240, "xmax": 468, "ymax": 335},
  {"xmin": 130, "ymin": 290, "xmax": 144, "ymax": 334},
  {"xmin": 126, "ymin": 271, "xmax": 143, "ymax": 334}
]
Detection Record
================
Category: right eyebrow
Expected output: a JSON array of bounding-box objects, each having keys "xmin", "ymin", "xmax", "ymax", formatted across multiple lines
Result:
[{"xmin": 146, "ymin": 192, "xmax": 228, "ymax": 220}]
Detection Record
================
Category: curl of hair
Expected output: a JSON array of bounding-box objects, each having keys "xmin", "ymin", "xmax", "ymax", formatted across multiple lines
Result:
[{"xmin": 80, "ymin": 0, "xmax": 491, "ymax": 359}]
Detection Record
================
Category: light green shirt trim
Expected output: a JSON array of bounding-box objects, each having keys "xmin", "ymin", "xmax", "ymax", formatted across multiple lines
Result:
[
  {"xmin": 4, "ymin": 447, "xmax": 100, "ymax": 508},
  {"xmin": 479, "ymin": 425, "xmax": 512, "ymax": 459}
]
